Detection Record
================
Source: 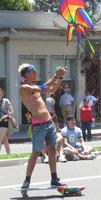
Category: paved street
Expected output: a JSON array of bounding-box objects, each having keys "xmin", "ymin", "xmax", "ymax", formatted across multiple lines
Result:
[
  {"xmin": 0, "ymin": 133, "xmax": 101, "ymax": 199},
  {"xmin": 0, "ymin": 159, "xmax": 101, "ymax": 200}
]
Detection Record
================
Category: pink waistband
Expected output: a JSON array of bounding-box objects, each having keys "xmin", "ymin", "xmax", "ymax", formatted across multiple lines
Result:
[{"xmin": 32, "ymin": 119, "xmax": 49, "ymax": 125}]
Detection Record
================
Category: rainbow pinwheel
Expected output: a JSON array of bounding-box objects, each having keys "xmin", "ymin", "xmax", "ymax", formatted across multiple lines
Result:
[{"xmin": 60, "ymin": 0, "xmax": 95, "ymax": 53}]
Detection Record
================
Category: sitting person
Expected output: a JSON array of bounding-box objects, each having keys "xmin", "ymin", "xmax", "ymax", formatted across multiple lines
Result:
[{"xmin": 61, "ymin": 115, "xmax": 95, "ymax": 161}]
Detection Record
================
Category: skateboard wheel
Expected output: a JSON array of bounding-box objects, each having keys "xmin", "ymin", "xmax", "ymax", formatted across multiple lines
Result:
[{"xmin": 21, "ymin": 191, "xmax": 29, "ymax": 199}]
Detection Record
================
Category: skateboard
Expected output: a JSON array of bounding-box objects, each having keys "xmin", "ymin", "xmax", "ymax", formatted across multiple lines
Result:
[
  {"xmin": 13, "ymin": 184, "xmax": 85, "ymax": 199},
  {"xmin": 58, "ymin": 185, "xmax": 85, "ymax": 196}
]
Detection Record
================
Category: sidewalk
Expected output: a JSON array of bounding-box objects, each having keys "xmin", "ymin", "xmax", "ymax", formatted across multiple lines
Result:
[
  {"xmin": 91, "ymin": 128, "xmax": 101, "ymax": 137},
  {"xmin": 8, "ymin": 130, "xmax": 31, "ymax": 143}
]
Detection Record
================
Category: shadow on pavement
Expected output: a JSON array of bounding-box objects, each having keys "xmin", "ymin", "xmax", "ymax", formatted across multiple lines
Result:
[
  {"xmin": 10, "ymin": 193, "xmax": 84, "ymax": 199},
  {"xmin": 10, "ymin": 194, "xmax": 63, "ymax": 199}
]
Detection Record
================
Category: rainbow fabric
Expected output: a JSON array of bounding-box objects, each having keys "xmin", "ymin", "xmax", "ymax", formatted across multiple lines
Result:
[
  {"xmin": 60, "ymin": 0, "xmax": 95, "ymax": 53},
  {"xmin": 60, "ymin": 0, "xmax": 84, "ymax": 23},
  {"xmin": 75, "ymin": 8, "xmax": 93, "ymax": 29}
]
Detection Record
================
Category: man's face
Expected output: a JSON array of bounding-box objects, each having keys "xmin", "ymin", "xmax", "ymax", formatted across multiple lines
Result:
[
  {"xmin": 25, "ymin": 70, "xmax": 37, "ymax": 81},
  {"xmin": 67, "ymin": 119, "xmax": 76, "ymax": 128}
]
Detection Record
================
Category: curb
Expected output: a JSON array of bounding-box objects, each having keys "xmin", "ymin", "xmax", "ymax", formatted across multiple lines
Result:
[
  {"xmin": 1, "ymin": 152, "xmax": 101, "ymax": 168},
  {"xmin": 91, "ymin": 131, "xmax": 101, "ymax": 137},
  {"xmin": 0, "ymin": 157, "xmax": 43, "ymax": 167},
  {"xmin": 8, "ymin": 137, "xmax": 31, "ymax": 143},
  {"xmin": 92, "ymin": 134, "xmax": 101, "ymax": 137}
]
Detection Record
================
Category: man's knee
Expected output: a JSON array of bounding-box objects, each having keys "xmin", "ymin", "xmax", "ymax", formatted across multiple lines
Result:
[
  {"xmin": 46, "ymin": 145, "xmax": 56, "ymax": 155},
  {"xmin": 30, "ymin": 151, "xmax": 40, "ymax": 159}
]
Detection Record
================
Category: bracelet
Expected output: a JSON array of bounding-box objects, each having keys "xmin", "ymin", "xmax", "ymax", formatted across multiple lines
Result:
[{"xmin": 38, "ymin": 84, "xmax": 46, "ymax": 91}]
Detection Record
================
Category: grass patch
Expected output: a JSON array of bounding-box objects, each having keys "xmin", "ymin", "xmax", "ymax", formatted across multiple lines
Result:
[
  {"xmin": 0, "ymin": 146, "xmax": 101, "ymax": 160},
  {"xmin": 0, "ymin": 153, "xmax": 31, "ymax": 160},
  {"xmin": 93, "ymin": 146, "xmax": 101, "ymax": 152}
]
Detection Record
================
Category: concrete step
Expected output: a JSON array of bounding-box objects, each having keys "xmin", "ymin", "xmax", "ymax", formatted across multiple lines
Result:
[{"xmin": 91, "ymin": 129, "xmax": 101, "ymax": 136}]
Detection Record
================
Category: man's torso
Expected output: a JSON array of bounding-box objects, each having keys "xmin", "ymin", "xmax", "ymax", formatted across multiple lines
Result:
[
  {"xmin": 19, "ymin": 85, "xmax": 51, "ymax": 121},
  {"xmin": 60, "ymin": 93, "xmax": 73, "ymax": 106}
]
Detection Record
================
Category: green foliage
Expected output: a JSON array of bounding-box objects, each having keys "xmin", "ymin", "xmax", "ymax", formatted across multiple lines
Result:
[
  {"xmin": 34, "ymin": 0, "xmax": 101, "ymax": 26},
  {"xmin": 1, "ymin": 0, "xmax": 99, "ymax": 16},
  {"xmin": 0, "ymin": 0, "xmax": 33, "ymax": 11},
  {"xmin": 93, "ymin": 146, "xmax": 101, "ymax": 152},
  {"xmin": 34, "ymin": 0, "xmax": 100, "ymax": 14},
  {"xmin": 84, "ymin": 0, "xmax": 101, "ymax": 24},
  {"xmin": 34, "ymin": 0, "xmax": 59, "ymax": 12}
]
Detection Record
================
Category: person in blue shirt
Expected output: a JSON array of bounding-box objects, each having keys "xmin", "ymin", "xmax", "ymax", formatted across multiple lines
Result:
[{"xmin": 61, "ymin": 115, "xmax": 95, "ymax": 161}]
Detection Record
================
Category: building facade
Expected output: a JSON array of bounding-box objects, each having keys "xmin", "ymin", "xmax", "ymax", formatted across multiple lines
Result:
[{"xmin": 0, "ymin": 11, "xmax": 100, "ymax": 127}]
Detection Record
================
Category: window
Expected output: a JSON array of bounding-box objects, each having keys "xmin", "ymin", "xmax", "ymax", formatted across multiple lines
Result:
[
  {"xmin": 34, "ymin": 56, "xmax": 46, "ymax": 82},
  {"xmin": 0, "ymin": 42, "xmax": 5, "ymax": 78},
  {"xmin": 0, "ymin": 78, "xmax": 6, "ymax": 95},
  {"xmin": 50, "ymin": 55, "xmax": 73, "ymax": 80}
]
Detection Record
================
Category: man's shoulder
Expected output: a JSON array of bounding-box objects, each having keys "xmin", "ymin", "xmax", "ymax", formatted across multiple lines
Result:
[
  {"xmin": 46, "ymin": 97, "xmax": 50, "ymax": 101},
  {"xmin": 88, "ymin": 95, "xmax": 96, "ymax": 100},
  {"xmin": 19, "ymin": 84, "xmax": 30, "ymax": 90},
  {"xmin": 19, "ymin": 84, "xmax": 39, "ymax": 93},
  {"xmin": 61, "ymin": 126, "xmax": 67, "ymax": 132},
  {"xmin": 2, "ymin": 98, "xmax": 11, "ymax": 105},
  {"xmin": 3, "ymin": 97, "xmax": 8, "ymax": 101},
  {"xmin": 61, "ymin": 93, "xmax": 65, "ymax": 98},
  {"xmin": 3, "ymin": 98, "xmax": 10, "ymax": 102},
  {"xmin": 75, "ymin": 126, "xmax": 82, "ymax": 132}
]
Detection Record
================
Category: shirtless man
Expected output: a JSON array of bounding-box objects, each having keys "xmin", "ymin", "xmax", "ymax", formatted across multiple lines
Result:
[{"xmin": 18, "ymin": 63, "xmax": 67, "ymax": 193}]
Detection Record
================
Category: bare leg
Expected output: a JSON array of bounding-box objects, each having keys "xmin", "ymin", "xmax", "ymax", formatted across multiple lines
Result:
[
  {"xmin": 55, "ymin": 121, "xmax": 61, "ymax": 132},
  {"xmin": 3, "ymin": 135, "xmax": 10, "ymax": 154},
  {"xmin": 0, "ymin": 127, "xmax": 7, "ymax": 151},
  {"xmin": 54, "ymin": 117, "xmax": 61, "ymax": 132},
  {"xmin": 21, "ymin": 151, "xmax": 44, "ymax": 197},
  {"xmin": 56, "ymin": 135, "xmax": 64, "ymax": 155},
  {"xmin": 46, "ymin": 145, "xmax": 56, "ymax": 173},
  {"xmin": 41, "ymin": 143, "xmax": 48, "ymax": 157},
  {"xmin": 56, "ymin": 136, "xmax": 67, "ymax": 162},
  {"xmin": 46, "ymin": 145, "xmax": 64, "ymax": 185},
  {"xmin": 63, "ymin": 147, "xmax": 92, "ymax": 160},
  {"xmin": 26, "ymin": 152, "xmax": 39, "ymax": 177},
  {"xmin": 41, "ymin": 150, "xmax": 48, "ymax": 158}
]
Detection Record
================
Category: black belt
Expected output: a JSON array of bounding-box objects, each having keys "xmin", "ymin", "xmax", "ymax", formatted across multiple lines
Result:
[{"xmin": 32, "ymin": 120, "xmax": 53, "ymax": 127}]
